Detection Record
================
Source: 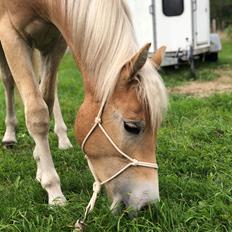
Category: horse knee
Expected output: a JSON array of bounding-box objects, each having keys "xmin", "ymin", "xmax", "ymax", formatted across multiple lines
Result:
[
  {"xmin": 40, "ymin": 86, "xmax": 55, "ymax": 116},
  {"xmin": 26, "ymin": 104, "xmax": 49, "ymax": 135}
]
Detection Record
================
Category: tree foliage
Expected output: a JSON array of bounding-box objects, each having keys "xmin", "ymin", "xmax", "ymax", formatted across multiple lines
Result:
[{"xmin": 210, "ymin": 0, "xmax": 232, "ymax": 28}]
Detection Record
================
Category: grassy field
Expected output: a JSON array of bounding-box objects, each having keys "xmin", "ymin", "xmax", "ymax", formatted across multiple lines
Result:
[{"xmin": 0, "ymin": 40, "xmax": 232, "ymax": 232}]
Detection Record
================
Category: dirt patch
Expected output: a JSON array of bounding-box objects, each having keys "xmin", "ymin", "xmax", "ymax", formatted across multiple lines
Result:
[{"xmin": 169, "ymin": 69, "xmax": 232, "ymax": 97}]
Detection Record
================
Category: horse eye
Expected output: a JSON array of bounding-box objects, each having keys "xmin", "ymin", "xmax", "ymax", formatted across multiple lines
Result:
[{"xmin": 123, "ymin": 121, "xmax": 142, "ymax": 135}]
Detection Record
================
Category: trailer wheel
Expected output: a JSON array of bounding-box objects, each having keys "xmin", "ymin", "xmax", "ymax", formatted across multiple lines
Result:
[{"xmin": 205, "ymin": 52, "xmax": 218, "ymax": 62}]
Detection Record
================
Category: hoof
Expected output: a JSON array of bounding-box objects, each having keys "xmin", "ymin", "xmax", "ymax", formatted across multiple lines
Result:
[
  {"xmin": 74, "ymin": 219, "xmax": 85, "ymax": 232},
  {"xmin": 2, "ymin": 141, "xmax": 17, "ymax": 149},
  {"xmin": 49, "ymin": 195, "xmax": 67, "ymax": 206},
  {"xmin": 58, "ymin": 139, "xmax": 73, "ymax": 150}
]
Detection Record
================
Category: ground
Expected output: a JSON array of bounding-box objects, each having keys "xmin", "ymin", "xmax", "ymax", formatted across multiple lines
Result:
[
  {"xmin": 170, "ymin": 68, "xmax": 232, "ymax": 97},
  {"xmin": 0, "ymin": 39, "xmax": 232, "ymax": 231}
]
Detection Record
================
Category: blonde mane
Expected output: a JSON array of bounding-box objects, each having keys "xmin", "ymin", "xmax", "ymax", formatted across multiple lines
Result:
[{"xmin": 53, "ymin": 0, "xmax": 167, "ymax": 128}]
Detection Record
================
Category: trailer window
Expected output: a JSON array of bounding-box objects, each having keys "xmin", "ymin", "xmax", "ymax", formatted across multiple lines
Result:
[{"xmin": 163, "ymin": 0, "xmax": 184, "ymax": 16}]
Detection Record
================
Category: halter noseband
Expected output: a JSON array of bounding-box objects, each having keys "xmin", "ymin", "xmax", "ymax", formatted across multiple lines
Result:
[{"xmin": 75, "ymin": 99, "xmax": 158, "ymax": 230}]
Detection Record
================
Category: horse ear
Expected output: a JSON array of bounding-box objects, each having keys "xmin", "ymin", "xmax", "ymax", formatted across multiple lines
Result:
[
  {"xmin": 151, "ymin": 46, "xmax": 166, "ymax": 68},
  {"xmin": 122, "ymin": 43, "xmax": 151, "ymax": 80}
]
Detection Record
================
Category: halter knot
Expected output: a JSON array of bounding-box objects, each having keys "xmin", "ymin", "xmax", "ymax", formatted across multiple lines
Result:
[
  {"xmin": 93, "ymin": 181, "xmax": 101, "ymax": 193},
  {"xmin": 95, "ymin": 117, "xmax": 101, "ymax": 124},
  {"xmin": 132, "ymin": 159, "xmax": 139, "ymax": 166}
]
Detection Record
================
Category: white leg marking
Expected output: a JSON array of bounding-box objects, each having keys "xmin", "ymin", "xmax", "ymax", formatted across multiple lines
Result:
[
  {"xmin": 33, "ymin": 134, "xmax": 66, "ymax": 205},
  {"xmin": 2, "ymin": 76, "xmax": 17, "ymax": 145},
  {"xmin": 53, "ymin": 92, "xmax": 72, "ymax": 150}
]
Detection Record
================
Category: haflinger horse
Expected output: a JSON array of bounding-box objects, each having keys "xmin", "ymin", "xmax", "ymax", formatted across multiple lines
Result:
[
  {"xmin": 0, "ymin": 49, "xmax": 73, "ymax": 150},
  {"xmin": 0, "ymin": 0, "xmax": 167, "ymax": 229}
]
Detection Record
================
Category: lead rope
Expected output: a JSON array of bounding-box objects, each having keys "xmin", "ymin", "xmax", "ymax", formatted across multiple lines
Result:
[{"xmin": 74, "ymin": 100, "xmax": 158, "ymax": 231}]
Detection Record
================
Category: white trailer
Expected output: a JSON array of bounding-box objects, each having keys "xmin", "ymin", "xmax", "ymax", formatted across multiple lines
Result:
[{"xmin": 127, "ymin": 0, "xmax": 221, "ymax": 72}]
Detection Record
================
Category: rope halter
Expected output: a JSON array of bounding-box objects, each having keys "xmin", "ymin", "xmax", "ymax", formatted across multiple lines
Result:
[{"xmin": 75, "ymin": 99, "xmax": 158, "ymax": 231}]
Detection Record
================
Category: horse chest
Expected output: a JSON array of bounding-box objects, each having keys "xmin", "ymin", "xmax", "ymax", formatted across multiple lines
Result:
[
  {"xmin": 23, "ymin": 19, "xmax": 61, "ymax": 52},
  {"xmin": 2, "ymin": 0, "xmax": 60, "ymax": 52}
]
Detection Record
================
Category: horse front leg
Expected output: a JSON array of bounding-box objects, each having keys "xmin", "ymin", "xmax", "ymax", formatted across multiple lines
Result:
[
  {"xmin": 32, "ymin": 49, "xmax": 72, "ymax": 150},
  {"xmin": 0, "ymin": 45, "xmax": 17, "ymax": 147},
  {"xmin": 0, "ymin": 21, "xmax": 66, "ymax": 205},
  {"xmin": 39, "ymin": 38, "xmax": 72, "ymax": 150},
  {"xmin": 39, "ymin": 36, "xmax": 67, "ymax": 117},
  {"xmin": 54, "ymin": 88, "xmax": 73, "ymax": 150}
]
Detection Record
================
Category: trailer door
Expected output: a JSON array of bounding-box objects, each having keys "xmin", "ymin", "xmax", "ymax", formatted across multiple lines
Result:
[
  {"xmin": 127, "ymin": 1, "xmax": 155, "ymax": 52},
  {"xmin": 193, "ymin": 0, "xmax": 210, "ymax": 48},
  {"xmin": 155, "ymin": 0, "xmax": 192, "ymax": 53}
]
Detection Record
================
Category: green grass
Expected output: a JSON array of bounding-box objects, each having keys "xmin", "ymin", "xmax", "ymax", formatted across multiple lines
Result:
[
  {"xmin": 0, "ymin": 41, "xmax": 232, "ymax": 231},
  {"xmin": 162, "ymin": 40, "xmax": 232, "ymax": 87}
]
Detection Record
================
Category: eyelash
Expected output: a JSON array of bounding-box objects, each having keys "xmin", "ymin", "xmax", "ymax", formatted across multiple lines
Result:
[{"xmin": 124, "ymin": 121, "xmax": 141, "ymax": 135}]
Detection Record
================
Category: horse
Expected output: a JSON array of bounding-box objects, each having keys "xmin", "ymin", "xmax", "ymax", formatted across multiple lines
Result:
[
  {"xmin": 0, "ymin": 48, "xmax": 73, "ymax": 150},
  {"xmin": 0, "ymin": 0, "xmax": 167, "ymax": 228}
]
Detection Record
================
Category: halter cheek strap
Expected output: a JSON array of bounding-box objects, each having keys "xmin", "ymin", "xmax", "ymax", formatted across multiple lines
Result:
[{"xmin": 75, "ymin": 100, "xmax": 158, "ymax": 231}]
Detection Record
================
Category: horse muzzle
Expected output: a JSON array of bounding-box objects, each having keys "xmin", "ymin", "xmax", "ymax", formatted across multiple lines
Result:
[{"xmin": 110, "ymin": 176, "xmax": 160, "ymax": 212}]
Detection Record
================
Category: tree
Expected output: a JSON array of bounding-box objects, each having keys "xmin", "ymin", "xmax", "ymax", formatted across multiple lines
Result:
[{"xmin": 210, "ymin": 0, "xmax": 232, "ymax": 29}]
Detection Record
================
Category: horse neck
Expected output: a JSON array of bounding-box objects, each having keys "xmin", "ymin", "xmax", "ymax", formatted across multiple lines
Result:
[
  {"xmin": 46, "ymin": 0, "xmax": 138, "ymax": 99},
  {"xmin": 43, "ymin": 0, "xmax": 74, "ymax": 57}
]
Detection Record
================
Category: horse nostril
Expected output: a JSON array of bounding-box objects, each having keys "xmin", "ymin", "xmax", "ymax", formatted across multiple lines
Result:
[{"xmin": 139, "ymin": 203, "xmax": 151, "ymax": 212}]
